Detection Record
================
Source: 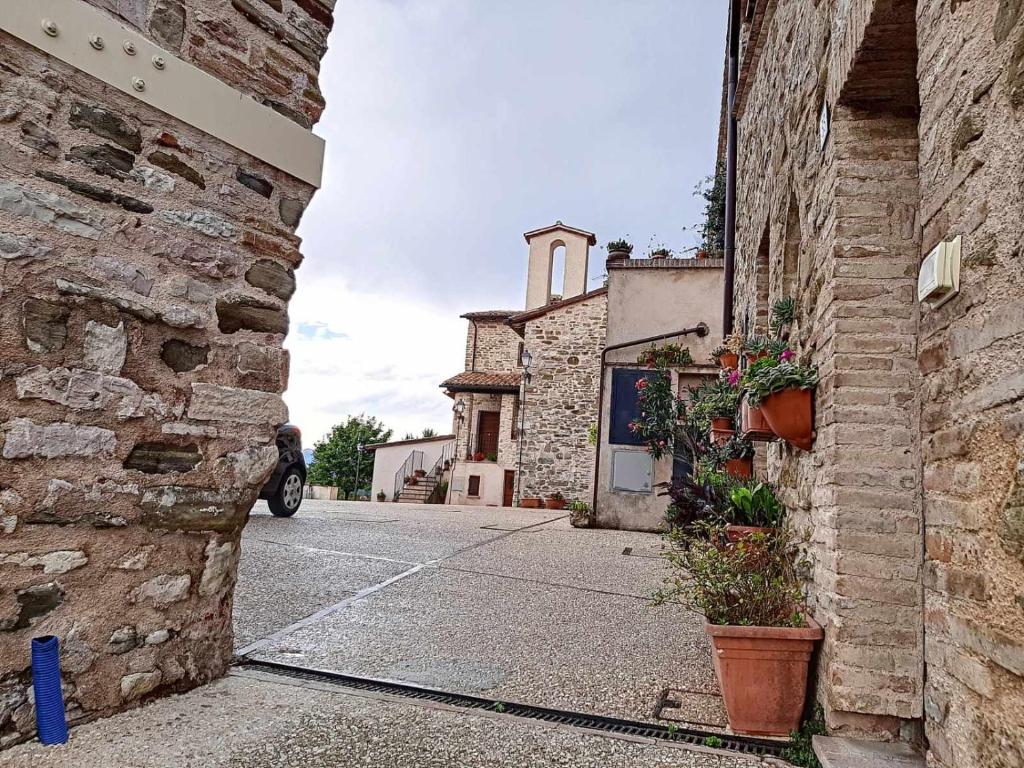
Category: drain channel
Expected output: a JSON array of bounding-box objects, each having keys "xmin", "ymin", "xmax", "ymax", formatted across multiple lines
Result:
[{"xmin": 235, "ymin": 658, "xmax": 789, "ymax": 758}]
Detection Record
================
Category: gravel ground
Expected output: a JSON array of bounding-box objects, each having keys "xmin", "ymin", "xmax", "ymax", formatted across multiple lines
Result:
[
  {"xmin": 4, "ymin": 674, "xmax": 757, "ymax": 768},
  {"xmin": 4, "ymin": 500, "xmax": 743, "ymax": 767},
  {"xmin": 242, "ymin": 500, "xmax": 718, "ymax": 724}
]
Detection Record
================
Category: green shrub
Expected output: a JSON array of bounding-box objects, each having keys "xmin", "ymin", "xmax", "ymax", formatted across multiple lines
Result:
[{"xmin": 654, "ymin": 524, "xmax": 810, "ymax": 627}]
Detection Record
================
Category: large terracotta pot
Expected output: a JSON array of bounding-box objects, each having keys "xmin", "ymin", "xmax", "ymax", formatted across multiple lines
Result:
[
  {"xmin": 758, "ymin": 388, "xmax": 814, "ymax": 450},
  {"xmin": 724, "ymin": 524, "xmax": 774, "ymax": 543},
  {"xmin": 718, "ymin": 352, "xmax": 739, "ymax": 370},
  {"xmin": 544, "ymin": 498, "xmax": 566, "ymax": 510},
  {"xmin": 724, "ymin": 457, "xmax": 753, "ymax": 479},
  {"xmin": 741, "ymin": 398, "xmax": 775, "ymax": 442},
  {"xmin": 520, "ymin": 497, "xmax": 542, "ymax": 509},
  {"xmin": 705, "ymin": 617, "xmax": 823, "ymax": 736}
]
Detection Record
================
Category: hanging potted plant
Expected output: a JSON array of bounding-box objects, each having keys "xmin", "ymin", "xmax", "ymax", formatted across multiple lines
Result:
[
  {"xmin": 742, "ymin": 334, "xmax": 772, "ymax": 364},
  {"xmin": 654, "ymin": 525, "xmax": 821, "ymax": 736},
  {"xmin": 719, "ymin": 436, "xmax": 754, "ymax": 479},
  {"xmin": 711, "ymin": 345, "xmax": 733, "ymax": 370},
  {"xmin": 544, "ymin": 491, "xmax": 566, "ymax": 510},
  {"xmin": 629, "ymin": 371, "xmax": 684, "ymax": 461},
  {"xmin": 744, "ymin": 354, "xmax": 818, "ymax": 451},
  {"xmin": 606, "ymin": 238, "xmax": 633, "ymax": 262}
]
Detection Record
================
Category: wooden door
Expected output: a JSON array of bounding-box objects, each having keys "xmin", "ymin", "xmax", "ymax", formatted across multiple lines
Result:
[
  {"xmin": 477, "ymin": 411, "xmax": 500, "ymax": 458},
  {"xmin": 502, "ymin": 470, "xmax": 515, "ymax": 507}
]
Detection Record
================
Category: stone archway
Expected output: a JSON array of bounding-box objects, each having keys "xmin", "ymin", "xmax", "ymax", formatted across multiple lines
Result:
[{"xmin": 0, "ymin": 0, "xmax": 333, "ymax": 745}]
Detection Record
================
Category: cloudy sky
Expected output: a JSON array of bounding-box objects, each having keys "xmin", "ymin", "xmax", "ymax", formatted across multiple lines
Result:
[{"xmin": 286, "ymin": 0, "xmax": 728, "ymax": 446}]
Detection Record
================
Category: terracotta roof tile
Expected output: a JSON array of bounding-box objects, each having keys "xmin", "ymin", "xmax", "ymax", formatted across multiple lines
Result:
[{"xmin": 441, "ymin": 371, "xmax": 521, "ymax": 393}]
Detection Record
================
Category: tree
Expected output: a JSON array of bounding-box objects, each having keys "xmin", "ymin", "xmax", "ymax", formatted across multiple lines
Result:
[
  {"xmin": 421, "ymin": 427, "xmax": 437, "ymax": 438},
  {"xmin": 306, "ymin": 415, "xmax": 392, "ymax": 497}
]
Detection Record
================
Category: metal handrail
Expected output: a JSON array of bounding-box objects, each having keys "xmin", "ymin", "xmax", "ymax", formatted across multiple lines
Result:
[{"xmin": 393, "ymin": 450, "xmax": 424, "ymax": 501}]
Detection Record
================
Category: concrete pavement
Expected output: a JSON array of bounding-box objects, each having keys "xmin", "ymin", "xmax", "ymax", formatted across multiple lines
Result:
[{"xmin": 4, "ymin": 500, "xmax": 778, "ymax": 767}]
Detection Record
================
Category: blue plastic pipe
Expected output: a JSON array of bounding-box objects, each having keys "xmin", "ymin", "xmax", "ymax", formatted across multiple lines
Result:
[{"xmin": 31, "ymin": 635, "xmax": 68, "ymax": 745}]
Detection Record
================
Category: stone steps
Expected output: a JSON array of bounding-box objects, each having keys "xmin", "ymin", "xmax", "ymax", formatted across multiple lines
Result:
[{"xmin": 813, "ymin": 736, "xmax": 925, "ymax": 768}]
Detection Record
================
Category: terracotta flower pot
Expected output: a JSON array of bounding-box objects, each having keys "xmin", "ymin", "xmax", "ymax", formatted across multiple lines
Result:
[
  {"xmin": 607, "ymin": 249, "xmax": 630, "ymax": 262},
  {"xmin": 718, "ymin": 352, "xmax": 739, "ymax": 370},
  {"xmin": 414, "ymin": 469, "xmax": 427, "ymax": 478},
  {"xmin": 710, "ymin": 419, "xmax": 735, "ymax": 447},
  {"xmin": 759, "ymin": 387, "xmax": 814, "ymax": 450},
  {"xmin": 544, "ymin": 498, "xmax": 566, "ymax": 510},
  {"xmin": 741, "ymin": 398, "xmax": 775, "ymax": 442},
  {"xmin": 520, "ymin": 497, "xmax": 542, "ymax": 509},
  {"xmin": 725, "ymin": 457, "xmax": 753, "ymax": 479},
  {"xmin": 705, "ymin": 617, "xmax": 823, "ymax": 736},
  {"xmin": 724, "ymin": 524, "xmax": 774, "ymax": 543},
  {"xmin": 745, "ymin": 350, "xmax": 769, "ymax": 364}
]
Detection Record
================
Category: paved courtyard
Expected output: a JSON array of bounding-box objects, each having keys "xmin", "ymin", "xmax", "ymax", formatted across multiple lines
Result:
[{"xmin": 5, "ymin": 500, "xmax": 774, "ymax": 767}]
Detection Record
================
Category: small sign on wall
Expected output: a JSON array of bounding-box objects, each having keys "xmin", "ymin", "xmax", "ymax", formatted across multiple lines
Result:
[{"xmin": 819, "ymin": 101, "xmax": 830, "ymax": 150}]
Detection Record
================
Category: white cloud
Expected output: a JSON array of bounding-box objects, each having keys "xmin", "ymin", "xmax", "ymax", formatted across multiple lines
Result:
[{"xmin": 283, "ymin": 272, "xmax": 466, "ymax": 445}]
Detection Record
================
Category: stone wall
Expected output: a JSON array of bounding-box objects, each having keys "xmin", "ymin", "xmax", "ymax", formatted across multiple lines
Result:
[
  {"xmin": 728, "ymin": 0, "xmax": 1024, "ymax": 761},
  {"xmin": 0, "ymin": 0, "xmax": 332, "ymax": 746},
  {"xmin": 519, "ymin": 295, "xmax": 606, "ymax": 502},
  {"xmin": 463, "ymin": 318, "xmax": 521, "ymax": 373},
  {"xmin": 915, "ymin": 3, "xmax": 1024, "ymax": 766}
]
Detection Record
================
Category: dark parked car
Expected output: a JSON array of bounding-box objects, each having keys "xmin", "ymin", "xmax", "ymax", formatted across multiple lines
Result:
[{"xmin": 259, "ymin": 424, "xmax": 306, "ymax": 517}]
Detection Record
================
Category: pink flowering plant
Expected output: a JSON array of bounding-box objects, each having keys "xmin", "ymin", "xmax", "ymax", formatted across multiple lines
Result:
[{"xmin": 629, "ymin": 371, "xmax": 684, "ymax": 460}]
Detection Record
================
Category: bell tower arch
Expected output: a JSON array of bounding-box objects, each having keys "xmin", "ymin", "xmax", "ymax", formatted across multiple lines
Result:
[{"xmin": 523, "ymin": 222, "xmax": 596, "ymax": 309}]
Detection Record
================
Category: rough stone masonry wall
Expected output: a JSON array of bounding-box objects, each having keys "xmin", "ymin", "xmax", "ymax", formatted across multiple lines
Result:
[
  {"xmin": 464, "ymin": 318, "xmax": 521, "ymax": 373},
  {"xmin": 519, "ymin": 297, "xmax": 606, "ymax": 502},
  {"xmin": 0, "ymin": 0, "xmax": 332, "ymax": 746},
  {"xmin": 731, "ymin": 0, "xmax": 925, "ymax": 741},
  {"xmin": 915, "ymin": 3, "xmax": 1024, "ymax": 766}
]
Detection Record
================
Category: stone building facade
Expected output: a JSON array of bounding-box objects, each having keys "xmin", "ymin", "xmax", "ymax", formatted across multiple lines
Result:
[
  {"xmin": 510, "ymin": 290, "xmax": 607, "ymax": 503},
  {"xmin": 724, "ymin": 0, "xmax": 1023, "ymax": 763},
  {"xmin": 0, "ymin": 0, "xmax": 331, "ymax": 745}
]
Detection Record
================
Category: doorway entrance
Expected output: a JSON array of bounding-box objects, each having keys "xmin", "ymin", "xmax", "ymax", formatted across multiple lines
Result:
[{"xmin": 502, "ymin": 470, "xmax": 515, "ymax": 507}]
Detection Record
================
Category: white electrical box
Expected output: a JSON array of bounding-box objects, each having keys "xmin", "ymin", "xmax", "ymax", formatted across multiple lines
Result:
[
  {"xmin": 918, "ymin": 235, "xmax": 961, "ymax": 307},
  {"xmin": 611, "ymin": 450, "xmax": 653, "ymax": 494}
]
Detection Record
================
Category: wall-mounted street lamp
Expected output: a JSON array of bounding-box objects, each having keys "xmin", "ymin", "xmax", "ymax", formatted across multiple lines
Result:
[
  {"xmin": 446, "ymin": 399, "xmax": 467, "ymax": 505},
  {"xmin": 515, "ymin": 349, "xmax": 533, "ymax": 506}
]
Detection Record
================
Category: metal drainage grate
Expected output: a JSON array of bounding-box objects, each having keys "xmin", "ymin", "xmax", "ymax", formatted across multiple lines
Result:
[{"xmin": 235, "ymin": 658, "xmax": 789, "ymax": 758}]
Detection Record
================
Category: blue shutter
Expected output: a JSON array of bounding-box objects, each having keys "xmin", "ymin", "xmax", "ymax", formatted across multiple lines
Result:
[{"xmin": 609, "ymin": 369, "xmax": 647, "ymax": 446}]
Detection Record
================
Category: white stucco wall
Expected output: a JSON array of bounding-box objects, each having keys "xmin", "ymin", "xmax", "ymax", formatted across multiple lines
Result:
[
  {"xmin": 368, "ymin": 436, "xmax": 455, "ymax": 501},
  {"xmin": 596, "ymin": 259, "xmax": 723, "ymax": 530},
  {"xmin": 449, "ymin": 460, "xmax": 510, "ymax": 506}
]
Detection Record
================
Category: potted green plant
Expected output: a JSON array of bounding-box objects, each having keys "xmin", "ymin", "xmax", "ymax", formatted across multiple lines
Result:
[
  {"xmin": 649, "ymin": 246, "xmax": 672, "ymax": 259},
  {"xmin": 742, "ymin": 334, "xmax": 772, "ymax": 363},
  {"xmin": 606, "ymin": 239, "xmax": 633, "ymax": 262},
  {"xmin": 414, "ymin": 468, "xmax": 427, "ymax": 478},
  {"xmin": 406, "ymin": 475, "xmax": 418, "ymax": 486},
  {"xmin": 637, "ymin": 343, "xmax": 693, "ymax": 369},
  {"xmin": 544, "ymin": 491, "xmax": 566, "ymax": 510},
  {"xmin": 743, "ymin": 355, "xmax": 818, "ymax": 450},
  {"xmin": 717, "ymin": 332, "xmax": 743, "ymax": 370},
  {"xmin": 655, "ymin": 525, "xmax": 821, "ymax": 736},
  {"xmin": 770, "ymin": 296, "xmax": 796, "ymax": 338},
  {"xmin": 718, "ymin": 436, "xmax": 754, "ymax": 479},
  {"xmin": 485, "ymin": 452, "xmax": 497, "ymax": 462},
  {"xmin": 376, "ymin": 490, "xmax": 386, "ymax": 502},
  {"xmin": 569, "ymin": 500, "xmax": 592, "ymax": 528},
  {"xmin": 723, "ymin": 481, "xmax": 785, "ymax": 541}
]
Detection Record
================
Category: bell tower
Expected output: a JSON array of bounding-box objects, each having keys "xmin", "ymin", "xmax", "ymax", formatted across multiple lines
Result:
[{"xmin": 523, "ymin": 222, "xmax": 596, "ymax": 310}]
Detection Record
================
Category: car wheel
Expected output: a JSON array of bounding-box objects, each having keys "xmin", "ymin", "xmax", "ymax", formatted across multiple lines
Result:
[{"xmin": 269, "ymin": 468, "xmax": 303, "ymax": 517}]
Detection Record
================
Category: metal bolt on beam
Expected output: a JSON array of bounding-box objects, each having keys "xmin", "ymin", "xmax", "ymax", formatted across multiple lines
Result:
[
  {"xmin": 122, "ymin": 40, "xmax": 136, "ymax": 55},
  {"xmin": 131, "ymin": 77, "xmax": 145, "ymax": 92},
  {"xmin": 41, "ymin": 19, "xmax": 59, "ymax": 36},
  {"xmin": 151, "ymin": 55, "xmax": 165, "ymax": 70},
  {"xmin": 88, "ymin": 34, "xmax": 104, "ymax": 50}
]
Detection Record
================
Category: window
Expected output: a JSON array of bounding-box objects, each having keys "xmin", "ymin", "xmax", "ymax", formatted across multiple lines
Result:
[
  {"xmin": 609, "ymin": 369, "xmax": 647, "ymax": 446},
  {"xmin": 467, "ymin": 475, "xmax": 481, "ymax": 497}
]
